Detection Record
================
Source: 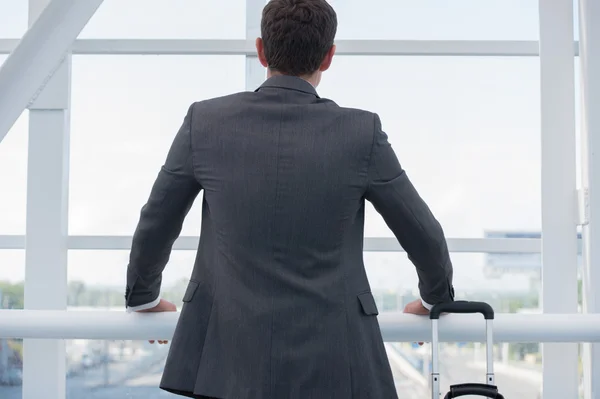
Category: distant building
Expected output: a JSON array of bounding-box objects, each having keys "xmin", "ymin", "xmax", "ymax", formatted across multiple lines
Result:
[{"xmin": 483, "ymin": 230, "xmax": 582, "ymax": 278}]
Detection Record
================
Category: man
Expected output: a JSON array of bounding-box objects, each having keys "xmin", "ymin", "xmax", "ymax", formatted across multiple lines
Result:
[{"xmin": 125, "ymin": 0, "xmax": 454, "ymax": 398}]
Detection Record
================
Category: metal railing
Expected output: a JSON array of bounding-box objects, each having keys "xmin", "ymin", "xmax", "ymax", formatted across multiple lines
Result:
[
  {"xmin": 2, "ymin": 310, "xmax": 600, "ymax": 343},
  {"xmin": 0, "ymin": 235, "xmax": 542, "ymax": 252}
]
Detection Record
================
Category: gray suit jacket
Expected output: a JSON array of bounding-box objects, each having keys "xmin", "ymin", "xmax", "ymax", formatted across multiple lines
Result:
[{"xmin": 125, "ymin": 75, "xmax": 454, "ymax": 399}]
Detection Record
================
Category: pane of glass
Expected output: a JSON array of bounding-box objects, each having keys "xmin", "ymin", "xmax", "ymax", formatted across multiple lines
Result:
[
  {"xmin": 0, "ymin": 337, "xmax": 23, "ymax": 399},
  {"xmin": 0, "ymin": 251, "xmax": 25, "ymax": 308},
  {"xmin": 317, "ymin": 56, "xmax": 541, "ymax": 238},
  {"xmin": 330, "ymin": 0, "xmax": 539, "ymax": 40},
  {"xmin": 68, "ymin": 250, "xmax": 195, "ymax": 308},
  {"xmin": 0, "ymin": 89, "xmax": 28, "ymax": 235},
  {"xmin": 388, "ymin": 341, "xmax": 542, "ymax": 398},
  {"xmin": 58, "ymin": 339, "xmax": 544, "ymax": 398},
  {"xmin": 65, "ymin": 250, "xmax": 544, "ymax": 398},
  {"xmin": 578, "ymin": 344, "xmax": 584, "ymax": 399},
  {"xmin": 69, "ymin": 55, "xmax": 246, "ymax": 236},
  {"xmin": 68, "ymin": 251, "xmax": 543, "ymax": 310},
  {"xmin": 371, "ymin": 251, "xmax": 544, "ymax": 398},
  {"xmin": 65, "ymin": 339, "xmax": 170, "ymax": 398},
  {"xmin": 79, "ymin": 0, "xmax": 246, "ymax": 39},
  {"xmin": 575, "ymin": 56, "xmax": 582, "ymax": 190},
  {"xmin": 0, "ymin": 250, "xmax": 24, "ymax": 399},
  {"xmin": 0, "ymin": 0, "xmax": 27, "ymax": 38},
  {"xmin": 574, "ymin": 0, "xmax": 581, "ymax": 41},
  {"xmin": 366, "ymin": 252, "xmax": 540, "ymax": 307}
]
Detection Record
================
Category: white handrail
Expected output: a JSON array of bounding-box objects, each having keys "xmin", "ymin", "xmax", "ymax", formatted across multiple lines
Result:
[
  {"xmin": 1, "ymin": 310, "xmax": 600, "ymax": 342},
  {"xmin": 0, "ymin": 39, "xmax": 545, "ymax": 57}
]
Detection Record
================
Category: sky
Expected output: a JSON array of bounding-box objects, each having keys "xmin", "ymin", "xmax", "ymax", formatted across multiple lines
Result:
[{"xmin": 0, "ymin": 0, "xmax": 584, "ymax": 295}]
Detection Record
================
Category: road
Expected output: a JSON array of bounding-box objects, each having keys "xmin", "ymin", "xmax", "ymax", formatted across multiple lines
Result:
[
  {"xmin": 0, "ymin": 345, "xmax": 542, "ymax": 398},
  {"xmin": 389, "ymin": 345, "xmax": 542, "ymax": 398},
  {"xmin": 436, "ymin": 352, "xmax": 540, "ymax": 398}
]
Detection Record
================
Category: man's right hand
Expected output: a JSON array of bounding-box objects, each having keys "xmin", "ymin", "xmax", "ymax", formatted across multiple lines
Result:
[
  {"xmin": 136, "ymin": 299, "xmax": 178, "ymax": 344},
  {"xmin": 403, "ymin": 299, "xmax": 430, "ymax": 346}
]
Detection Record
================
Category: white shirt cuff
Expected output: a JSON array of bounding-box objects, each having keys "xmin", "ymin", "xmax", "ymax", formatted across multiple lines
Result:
[
  {"xmin": 421, "ymin": 298, "xmax": 434, "ymax": 311},
  {"xmin": 127, "ymin": 297, "xmax": 161, "ymax": 313}
]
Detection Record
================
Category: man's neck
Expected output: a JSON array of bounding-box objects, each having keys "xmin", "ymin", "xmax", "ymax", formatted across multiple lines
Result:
[{"xmin": 267, "ymin": 70, "xmax": 318, "ymax": 87}]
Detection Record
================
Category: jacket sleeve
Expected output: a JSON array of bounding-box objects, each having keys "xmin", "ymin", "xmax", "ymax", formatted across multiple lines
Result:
[
  {"xmin": 125, "ymin": 104, "xmax": 202, "ymax": 308},
  {"xmin": 364, "ymin": 113, "xmax": 454, "ymax": 307}
]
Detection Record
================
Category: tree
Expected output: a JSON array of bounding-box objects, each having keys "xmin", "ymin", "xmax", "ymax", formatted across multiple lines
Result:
[
  {"xmin": 68, "ymin": 281, "xmax": 86, "ymax": 306},
  {"xmin": 0, "ymin": 281, "xmax": 24, "ymax": 309}
]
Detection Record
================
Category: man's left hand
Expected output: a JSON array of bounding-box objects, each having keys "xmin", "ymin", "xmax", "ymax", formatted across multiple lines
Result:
[{"xmin": 136, "ymin": 299, "xmax": 177, "ymax": 344}]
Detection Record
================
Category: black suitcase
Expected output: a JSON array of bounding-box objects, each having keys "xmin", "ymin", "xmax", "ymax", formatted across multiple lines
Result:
[{"xmin": 429, "ymin": 301, "xmax": 505, "ymax": 398}]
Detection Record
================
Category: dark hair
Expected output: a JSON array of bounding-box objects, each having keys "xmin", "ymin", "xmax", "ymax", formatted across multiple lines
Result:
[{"xmin": 261, "ymin": 0, "xmax": 337, "ymax": 76}]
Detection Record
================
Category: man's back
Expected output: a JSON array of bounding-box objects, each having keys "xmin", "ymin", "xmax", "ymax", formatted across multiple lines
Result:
[{"xmin": 160, "ymin": 76, "xmax": 398, "ymax": 398}]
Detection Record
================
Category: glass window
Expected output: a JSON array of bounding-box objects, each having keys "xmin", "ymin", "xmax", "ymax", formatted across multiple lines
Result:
[
  {"xmin": 0, "ymin": 250, "xmax": 24, "ymax": 399},
  {"xmin": 68, "ymin": 250, "xmax": 542, "ymax": 312},
  {"xmin": 574, "ymin": 0, "xmax": 581, "ymax": 41},
  {"xmin": 387, "ymin": 341, "xmax": 541, "ymax": 398},
  {"xmin": 329, "ymin": 0, "xmax": 539, "ymax": 40},
  {"xmin": 0, "ymin": 251, "xmax": 25, "ymax": 308},
  {"xmin": 0, "ymin": 0, "xmax": 27, "ymax": 38},
  {"xmin": 0, "ymin": 337, "xmax": 23, "ymax": 399},
  {"xmin": 68, "ymin": 250, "xmax": 195, "ymax": 308},
  {"xmin": 69, "ymin": 55, "xmax": 246, "ymax": 236},
  {"xmin": 79, "ymin": 0, "xmax": 246, "ymax": 39},
  {"xmin": 64, "ymin": 338, "xmax": 169, "ymax": 398},
  {"xmin": 65, "ymin": 248, "xmax": 543, "ymax": 398},
  {"xmin": 318, "ymin": 56, "xmax": 541, "ymax": 238},
  {"xmin": 0, "ymin": 60, "xmax": 28, "ymax": 235},
  {"xmin": 58, "ymin": 339, "xmax": 543, "ymax": 398},
  {"xmin": 369, "ymin": 250, "xmax": 543, "ymax": 397},
  {"xmin": 575, "ymin": 56, "xmax": 583, "ymax": 189},
  {"xmin": 365, "ymin": 252, "xmax": 540, "ymax": 312}
]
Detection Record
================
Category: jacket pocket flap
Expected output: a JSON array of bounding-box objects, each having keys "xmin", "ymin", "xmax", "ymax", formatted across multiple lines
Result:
[
  {"xmin": 357, "ymin": 292, "xmax": 379, "ymax": 316},
  {"xmin": 182, "ymin": 280, "xmax": 200, "ymax": 302}
]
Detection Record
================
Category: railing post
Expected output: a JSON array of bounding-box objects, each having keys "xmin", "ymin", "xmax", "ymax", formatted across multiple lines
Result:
[
  {"xmin": 538, "ymin": 0, "xmax": 580, "ymax": 398},
  {"xmin": 578, "ymin": 0, "xmax": 600, "ymax": 398},
  {"xmin": 21, "ymin": 1, "xmax": 73, "ymax": 398}
]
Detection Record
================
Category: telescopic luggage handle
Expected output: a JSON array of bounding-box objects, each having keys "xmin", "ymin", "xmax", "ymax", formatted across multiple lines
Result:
[
  {"xmin": 429, "ymin": 301, "xmax": 502, "ymax": 398},
  {"xmin": 429, "ymin": 300, "xmax": 495, "ymax": 320},
  {"xmin": 442, "ymin": 383, "xmax": 505, "ymax": 399}
]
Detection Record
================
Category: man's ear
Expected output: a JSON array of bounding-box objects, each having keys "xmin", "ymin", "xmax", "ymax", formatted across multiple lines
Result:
[
  {"xmin": 319, "ymin": 45, "xmax": 336, "ymax": 72},
  {"xmin": 256, "ymin": 38, "xmax": 269, "ymax": 68}
]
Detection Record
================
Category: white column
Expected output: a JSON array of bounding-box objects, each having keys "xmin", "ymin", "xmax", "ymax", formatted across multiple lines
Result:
[
  {"xmin": 0, "ymin": 0, "xmax": 102, "ymax": 143},
  {"xmin": 538, "ymin": 0, "xmax": 580, "ymax": 398},
  {"xmin": 21, "ymin": 0, "xmax": 72, "ymax": 398},
  {"xmin": 579, "ymin": 1, "xmax": 600, "ymax": 398},
  {"xmin": 245, "ymin": 0, "xmax": 266, "ymax": 91}
]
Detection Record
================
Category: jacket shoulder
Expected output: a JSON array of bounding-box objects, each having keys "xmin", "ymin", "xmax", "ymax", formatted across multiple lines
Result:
[
  {"xmin": 328, "ymin": 102, "xmax": 379, "ymax": 134},
  {"xmin": 188, "ymin": 91, "xmax": 252, "ymax": 111},
  {"xmin": 338, "ymin": 106, "xmax": 377, "ymax": 122}
]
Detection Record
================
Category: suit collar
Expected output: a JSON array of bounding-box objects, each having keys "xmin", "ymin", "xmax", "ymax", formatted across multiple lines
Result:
[{"xmin": 255, "ymin": 75, "xmax": 320, "ymax": 98}]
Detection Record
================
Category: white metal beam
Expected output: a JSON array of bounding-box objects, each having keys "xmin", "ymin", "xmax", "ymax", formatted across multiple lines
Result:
[
  {"xmin": 23, "ymin": 110, "xmax": 70, "ymax": 399},
  {"xmin": 21, "ymin": 1, "xmax": 76, "ymax": 398},
  {"xmin": 0, "ymin": 235, "xmax": 543, "ymax": 253},
  {"xmin": 2, "ymin": 311, "xmax": 600, "ymax": 343},
  {"xmin": 0, "ymin": 39, "xmax": 554, "ymax": 57},
  {"xmin": 539, "ymin": 0, "xmax": 580, "ymax": 398},
  {"xmin": 0, "ymin": 0, "xmax": 103, "ymax": 144},
  {"xmin": 0, "ymin": 235, "xmax": 25, "ymax": 249},
  {"xmin": 579, "ymin": 1, "xmax": 600, "ymax": 398}
]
